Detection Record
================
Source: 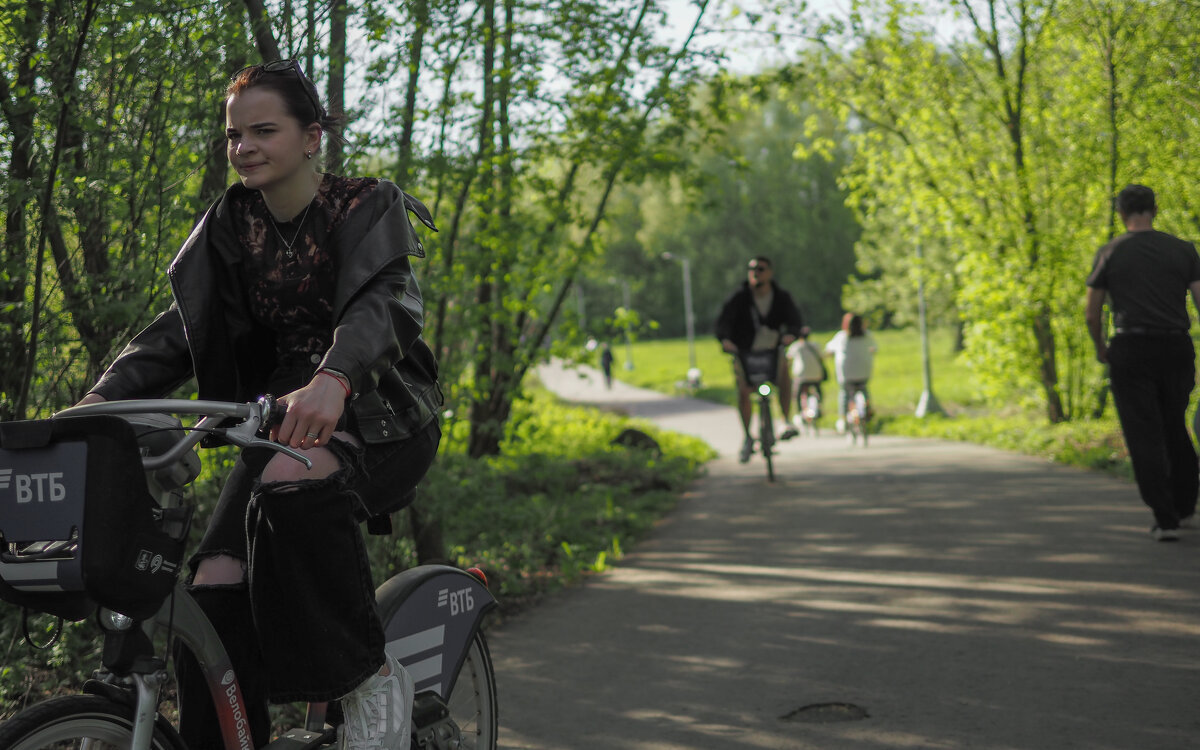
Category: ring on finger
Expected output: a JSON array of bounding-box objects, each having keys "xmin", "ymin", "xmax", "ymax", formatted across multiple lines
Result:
[{"xmin": 305, "ymin": 431, "xmax": 320, "ymax": 439}]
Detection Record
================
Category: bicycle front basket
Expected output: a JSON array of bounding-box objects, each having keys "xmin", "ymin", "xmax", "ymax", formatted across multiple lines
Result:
[
  {"xmin": 741, "ymin": 350, "xmax": 777, "ymax": 386},
  {"xmin": 0, "ymin": 415, "xmax": 184, "ymax": 620}
]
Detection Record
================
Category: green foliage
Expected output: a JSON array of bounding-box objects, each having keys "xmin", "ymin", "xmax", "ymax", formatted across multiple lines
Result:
[
  {"xmin": 0, "ymin": 1, "xmax": 245, "ymax": 418},
  {"xmin": 796, "ymin": 0, "xmax": 1200, "ymax": 423},
  {"xmin": 882, "ymin": 412, "xmax": 1132, "ymax": 478},
  {"xmin": 405, "ymin": 390, "xmax": 714, "ymax": 602},
  {"xmin": 583, "ymin": 81, "xmax": 861, "ymax": 340}
]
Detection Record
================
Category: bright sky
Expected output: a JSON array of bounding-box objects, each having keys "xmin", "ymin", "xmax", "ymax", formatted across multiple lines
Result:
[{"xmin": 665, "ymin": 0, "xmax": 968, "ymax": 73}]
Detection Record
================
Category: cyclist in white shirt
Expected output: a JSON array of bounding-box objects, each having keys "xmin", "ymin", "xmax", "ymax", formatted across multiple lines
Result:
[{"xmin": 824, "ymin": 313, "xmax": 877, "ymax": 432}]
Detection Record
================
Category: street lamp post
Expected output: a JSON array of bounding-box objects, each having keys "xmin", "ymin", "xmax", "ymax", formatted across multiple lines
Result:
[
  {"xmin": 915, "ymin": 244, "xmax": 944, "ymax": 418},
  {"xmin": 661, "ymin": 252, "xmax": 701, "ymax": 388},
  {"xmin": 619, "ymin": 279, "xmax": 634, "ymax": 371}
]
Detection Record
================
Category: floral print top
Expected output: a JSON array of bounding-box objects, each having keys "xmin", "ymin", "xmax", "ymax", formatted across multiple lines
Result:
[{"xmin": 230, "ymin": 174, "xmax": 379, "ymax": 374}]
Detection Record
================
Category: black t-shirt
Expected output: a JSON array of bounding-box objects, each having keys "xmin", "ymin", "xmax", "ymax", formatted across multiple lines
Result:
[{"xmin": 1086, "ymin": 229, "xmax": 1200, "ymax": 331}]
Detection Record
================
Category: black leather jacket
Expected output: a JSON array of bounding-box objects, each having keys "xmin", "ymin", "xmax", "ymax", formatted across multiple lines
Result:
[
  {"xmin": 714, "ymin": 281, "xmax": 804, "ymax": 352},
  {"xmin": 89, "ymin": 180, "xmax": 442, "ymax": 443}
]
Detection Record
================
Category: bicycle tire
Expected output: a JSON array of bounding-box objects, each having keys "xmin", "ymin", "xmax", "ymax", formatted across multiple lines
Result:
[
  {"xmin": 759, "ymin": 395, "xmax": 775, "ymax": 482},
  {"xmin": 855, "ymin": 392, "xmax": 869, "ymax": 447},
  {"xmin": 0, "ymin": 695, "xmax": 187, "ymax": 750},
  {"xmin": 441, "ymin": 631, "xmax": 499, "ymax": 750}
]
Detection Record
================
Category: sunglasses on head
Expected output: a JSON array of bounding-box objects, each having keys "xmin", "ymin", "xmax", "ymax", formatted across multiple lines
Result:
[{"xmin": 232, "ymin": 59, "xmax": 322, "ymax": 122}]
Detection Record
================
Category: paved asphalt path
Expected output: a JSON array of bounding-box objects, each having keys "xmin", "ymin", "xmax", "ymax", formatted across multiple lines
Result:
[{"xmin": 485, "ymin": 362, "xmax": 1200, "ymax": 750}]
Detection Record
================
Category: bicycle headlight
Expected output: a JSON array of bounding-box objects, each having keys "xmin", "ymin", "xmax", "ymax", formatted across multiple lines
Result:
[
  {"xmin": 757, "ymin": 383, "xmax": 772, "ymax": 397},
  {"xmin": 98, "ymin": 608, "xmax": 135, "ymax": 632}
]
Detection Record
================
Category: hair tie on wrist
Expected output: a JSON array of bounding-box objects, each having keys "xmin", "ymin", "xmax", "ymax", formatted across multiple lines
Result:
[{"xmin": 319, "ymin": 369, "xmax": 351, "ymax": 398}]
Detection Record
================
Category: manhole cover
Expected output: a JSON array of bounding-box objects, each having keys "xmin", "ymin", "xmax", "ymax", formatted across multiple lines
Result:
[{"xmin": 781, "ymin": 702, "xmax": 869, "ymax": 723}]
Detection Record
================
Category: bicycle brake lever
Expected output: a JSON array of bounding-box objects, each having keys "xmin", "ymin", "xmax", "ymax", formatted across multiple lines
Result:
[
  {"xmin": 242, "ymin": 436, "xmax": 313, "ymax": 469},
  {"xmin": 214, "ymin": 406, "xmax": 314, "ymax": 470}
]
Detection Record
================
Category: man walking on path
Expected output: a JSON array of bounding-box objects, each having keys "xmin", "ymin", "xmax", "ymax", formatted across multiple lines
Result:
[
  {"xmin": 1086, "ymin": 184, "xmax": 1200, "ymax": 541},
  {"xmin": 715, "ymin": 255, "xmax": 805, "ymax": 462}
]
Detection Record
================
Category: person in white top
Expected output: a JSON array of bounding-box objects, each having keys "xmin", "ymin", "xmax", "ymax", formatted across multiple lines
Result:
[
  {"xmin": 785, "ymin": 327, "xmax": 826, "ymax": 426},
  {"xmin": 824, "ymin": 313, "xmax": 877, "ymax": 430}
]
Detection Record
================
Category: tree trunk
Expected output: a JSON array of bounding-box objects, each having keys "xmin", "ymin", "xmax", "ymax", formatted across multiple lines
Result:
[
  {"xmin": 395, "ymin": 0, "xmax": 429, "ymax": 188},
  {"xmin": 1033, "ymin": 305, "xmax": 1065, "ymax": 423},
  {"xmin": 985, "ymin": 0, "xmax": 1063, "ymax": 423},
  {"xmin": 198, "ymin": 100, "xmax": 233, "ymax": 214},
  {"xmin": 241, "ymin": 0, "xmax": 282, "ymax": 61},
  {"xmin": 406, "ymin": 503, "xmax": 448, "ymax": 564},
  {"xmin": 326, "ymin": 0, "xmax": 347, "ymax": 172},
  {"xmin": 1092, "ymin": 4, "xmax": 1123, "ymax": 420},
  {"xmin": 466, "ymin": 0, "xmax": 500, "ymax": 459},
  {"xmin": 17, "ymin": 0, "xmax": 100, "ymax": 418},
  {"xmin": 0, "ymin": 1, "xmax": 45, "ymax": 420}
]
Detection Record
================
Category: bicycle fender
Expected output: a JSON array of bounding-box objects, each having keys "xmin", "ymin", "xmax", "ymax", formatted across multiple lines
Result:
[{"xmin": 374, "ymin": 565, "xmax": 496, "ymax": 700}]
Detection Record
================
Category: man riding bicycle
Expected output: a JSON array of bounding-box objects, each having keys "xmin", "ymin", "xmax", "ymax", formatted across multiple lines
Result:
[{"xmin": 715, "ymin": 256, "xmax": 805, "ymax": 462}]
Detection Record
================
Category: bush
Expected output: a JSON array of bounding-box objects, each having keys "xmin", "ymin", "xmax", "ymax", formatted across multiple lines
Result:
[{"xmin": 378, "ymin": 390, "xmax": 714, "ymax": 608}]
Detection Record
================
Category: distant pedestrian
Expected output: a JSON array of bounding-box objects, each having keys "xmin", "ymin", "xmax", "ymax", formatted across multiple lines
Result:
[
  {"xmin": 1086, "ymin": 183, "xmax": 1200, "ymax": 542},
  {"xmin": 600, "ymin": 342, "xmax": 614, "ymax": 389}
]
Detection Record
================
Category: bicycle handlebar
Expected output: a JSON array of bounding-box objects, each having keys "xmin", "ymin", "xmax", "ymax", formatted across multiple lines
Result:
[{"xmin": 53, "ymin": 395, "xmax": 312, "ymax": 471}]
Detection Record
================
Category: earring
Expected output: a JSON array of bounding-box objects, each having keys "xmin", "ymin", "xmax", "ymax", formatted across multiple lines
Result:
[{"xmin": 305, "ymin": 151, "xmax": 313, "ymax": 160}]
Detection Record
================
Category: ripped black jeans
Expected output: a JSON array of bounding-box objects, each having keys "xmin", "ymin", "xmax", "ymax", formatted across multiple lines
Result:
[{"xmin": 176, "ymin": 420, "xmax": 440, "ymax": 749}]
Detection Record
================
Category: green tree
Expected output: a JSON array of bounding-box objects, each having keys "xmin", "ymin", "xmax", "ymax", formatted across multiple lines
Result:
[
  {"xmin": 0, "ymin": 1, "xmax": 243, "ymax": 418},
  {"xmin": 603, "ymin": 77, "xmax": 860, "ymax": 340},
  {"xmin": 360, "ymin": 0, "xmax": 722, "ymax": 457},
  {"xmin": 800, "ymin": 0, "xmax": 1200, "ymax": 422}
]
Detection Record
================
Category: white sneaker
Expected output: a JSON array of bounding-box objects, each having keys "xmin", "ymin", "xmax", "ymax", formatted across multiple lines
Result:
[
  {"xmin": 340, "ymin": 652, "xmax": 414, "ymax": 750},
  {"xmin": 1151, "ymin": 526, "xmax": 1180, "ymax": 542}
]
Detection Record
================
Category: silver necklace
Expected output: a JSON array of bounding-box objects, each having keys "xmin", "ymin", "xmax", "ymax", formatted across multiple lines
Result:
[{"xmin": 270, "ymin": 202, "xmax": 312, "ymax": 258}]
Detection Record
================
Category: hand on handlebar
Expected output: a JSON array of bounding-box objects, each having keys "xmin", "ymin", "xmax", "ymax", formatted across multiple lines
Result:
[{"xmin": 272, "ymin": 373, "xmax": 347, "ymax": 448}]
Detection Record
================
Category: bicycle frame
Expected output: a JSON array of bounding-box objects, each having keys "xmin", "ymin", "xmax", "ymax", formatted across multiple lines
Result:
[
  {"xmin": 35, "ymin": 399, "xmax": 498, "ymax": 750},
  {"xmin": 737, "ymin": 349, "xmax": 782, "ymax": 481},
  {"xmin": 844, "ymin": 382, "xmax": 870, "ymax": 446},
  {"xmin": 95, "ymin": 586, "xmax": 258, "ymax": 750}
]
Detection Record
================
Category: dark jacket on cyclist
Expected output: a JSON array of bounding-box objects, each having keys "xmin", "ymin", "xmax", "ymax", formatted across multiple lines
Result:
[
  {"xmin": 714, "ymin": 280, "xmax": 804, "ymax": 352},
  {"xmin": 87, "ymin": 180, "xmax": 442, "ymax": 453}
]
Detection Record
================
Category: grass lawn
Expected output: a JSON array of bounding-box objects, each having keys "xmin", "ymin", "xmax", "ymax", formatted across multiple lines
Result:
[
  {"xmin": 611, "ymin": 328, "xmax": 981, "ymax": 416},
  {"xmin": 599, "ymin": 329, "xmax": 1137, "ymax": 479}
]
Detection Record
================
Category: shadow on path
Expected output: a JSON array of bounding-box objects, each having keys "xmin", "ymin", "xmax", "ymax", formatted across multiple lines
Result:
[{"xmin": 488, "ymin": 362, "xmax": 1200, "ymax": 750}]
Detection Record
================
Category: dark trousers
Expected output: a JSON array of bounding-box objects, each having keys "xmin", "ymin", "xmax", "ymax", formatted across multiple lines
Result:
[
  {"xmin": 176, "ymin": 420, "xmax": 440, "ymax": 749},
  {"xmin": 1107, "ymin": 333, "xmax": 1198, "ymax": 529}
]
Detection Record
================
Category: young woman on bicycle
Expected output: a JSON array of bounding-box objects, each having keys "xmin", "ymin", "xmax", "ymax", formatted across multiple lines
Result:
[
  {"xmin": 823, "ymin": 312, "xmax": 877, "ymax": 432},
  {"xmin": 76, "ymin": 61, "xmax": 441, "ymax": 750},
  {"xmin": 785, "ymin": 326, "xmax": 826, "ymax": 429}
]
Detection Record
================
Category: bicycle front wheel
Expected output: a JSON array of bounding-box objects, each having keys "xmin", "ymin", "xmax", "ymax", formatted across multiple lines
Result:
[
  {"xmin": 759, "ymin": 395, "xmax": 775, "ymax": 482},
  {"xmin": 0, "ymin": 695, "xmax": 187, "ymax": 750}
]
